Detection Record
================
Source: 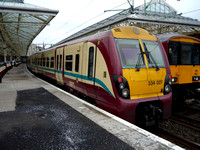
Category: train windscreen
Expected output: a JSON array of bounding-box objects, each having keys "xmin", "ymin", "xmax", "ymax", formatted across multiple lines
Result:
[
  {"xmin": 168, "ymin": 41, "xmax": 178, "ymax": 65},
  {"xmin": 192, "ymin": 43, "xmax": 200, "ymax": 65},
  {"xmin": 169, "ymin": 41, "xmax": 200, "ymax": 65},
  {"xmin": 181, "ymin": 43, "xmax": 200, "ymax": 65},
  {"xmin": 115, "ymin": 39, "xmax": 145, "ymax": 68},
  {"xmin": 142, "ymin": 41, "xmax": 166, "ymax": 68}
]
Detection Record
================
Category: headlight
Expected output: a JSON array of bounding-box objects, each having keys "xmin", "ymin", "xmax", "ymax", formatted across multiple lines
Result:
[
  {"xmin": 113, "ymin": 75, "xmax": 130, "ymax": 99},
  {"xmin": 193, "ymin": 76, "xmax": 200, "ymax": 81},
  {"xmin": 164, "ymin": 74, "xmax": 172, "ymax": 94},
  {"xmin": 122, "ymin": 88, "xmax": 129, "ymax": 98},
  {"xmin": 172, "ymin": 77, "xmax": 177, "ymax": 83},
  {"xmin": 119, "ymin": 83, "xmax": 125, "ymax": 89},
  {"xmin": 164, "ymin": 84, "xmax": 171, "ymax": 93}
]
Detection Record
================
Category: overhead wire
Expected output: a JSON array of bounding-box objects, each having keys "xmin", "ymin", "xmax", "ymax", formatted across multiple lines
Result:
[
  {"xmin": 182, "ymin": 9, "xmax": 200, "ymax": 15},
  {"xmin": 65, "ymin": 1, "xmax": 129, "ymax": 33},
  {"xmin": 46, "ymin": 1, "xmax": 129, "ymax": 44},
  {"xmin": 42, "ymin": 0, "xmax": 95, "ymax": 43},
  {"xmin": 58, "ymin": 0, "xmax": 95, "ymax": 30},
  {"xmin": 63, "ymin": 7, "xmax": 200, "ymax": 39}
]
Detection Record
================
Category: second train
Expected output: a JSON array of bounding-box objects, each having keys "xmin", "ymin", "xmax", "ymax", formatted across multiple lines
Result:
[{"xmin": 158, "ymin": 34, "xmax": 200, "ymax": 109}]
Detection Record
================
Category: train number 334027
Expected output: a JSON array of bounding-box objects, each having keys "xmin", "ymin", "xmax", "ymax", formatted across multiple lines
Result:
[{"xmin": 148, "ymin": 80, "xmax": 162, "ymax": 86}]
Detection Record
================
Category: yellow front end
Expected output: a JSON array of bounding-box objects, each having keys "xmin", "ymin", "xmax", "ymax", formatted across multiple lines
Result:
[
  {"xmin": 113, "ymin": 26, "xmax": 168, "ymax": 100},
  {"xmin": 123, "ymin": 68, "xmax": 166, "ymax": 99},
  {"xmin": 167, "ymin": 37, "xmax": 200, "ymax": 84},
  {"xmin": 171, "ymin": 65, "xmax": 200, "ymax": 84}
]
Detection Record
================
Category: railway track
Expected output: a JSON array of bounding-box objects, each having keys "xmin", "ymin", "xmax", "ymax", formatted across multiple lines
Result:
[
  {"xmin": 155, "ymin": 115, "xmax": 200, "ymax": 150},
  {"xmin": 169, "ymin": 115, "xmax": 200, "ymax": 132},
  {"xmin": 153, "ymin": 127, "xmax": 200, "ymax": 150},
  {"xmin": 172, "ymin": 108, "xmax": 200, "ymax": 125}
]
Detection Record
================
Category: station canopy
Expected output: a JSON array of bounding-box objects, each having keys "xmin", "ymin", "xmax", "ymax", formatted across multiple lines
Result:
[
  {"xmin": 0, "ymin": 0, "xmax": 58, "ymax": 57},
  {"xmin": 56, "ymin": 0, "xmax": 200, "ymax": 45}
]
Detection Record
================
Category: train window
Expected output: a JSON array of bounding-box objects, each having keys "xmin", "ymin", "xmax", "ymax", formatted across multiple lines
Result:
[
  {"xmin": 168, "ymin": 41, "xmax": 179, "ymax": 65},
  {"xmin": 75, "ymin": 54, "xmax": 79, "ymax": 72},
  {"xmin": 46, "ymin": 57, "xmax": 49, "ymax": 68},
  {"xmin": 115, "ymin": 39, "xmax": 145, "ymax": 68},
  {"xmin": 50, "ymin": 57, "xmax": 54, "ymax": 68},
  {"xmin": 43, "ymin": 57, "xmax": 45, "ymax": 66},
  {"xmin": 88, "ymin": 47, "xmax": 94, "ymax": 78},
  {"xmin": 65, "ymin": 55, "xmax": 73, "ymax": 71},
  {"xmin": 0, "ymin": 62, "xmax": 4, "ymax": 67},
  {"xmin": 66, "ymin": 55, "xmax": 73, "ymax": 60},
  {"xmin": 59, "ymin": 55, "xmax": 62, "ymax": 70},
  {"xmin": 40, "ymin": 58, "xmax": 42, "ymax": 66},
  {"xmin": 179, "ymin": 42, "xmax": 194, "ymax": 65},
  {"xmin": 143, "ymin": 41, "xmax": 165, "ymax": 68},
  {"xmin": 57, "ymin": 55, "xmax": 59, "ymax": 69},
  {"xmin": 192, "ymin": 44, "xmax": 200, "ymax": 65}
]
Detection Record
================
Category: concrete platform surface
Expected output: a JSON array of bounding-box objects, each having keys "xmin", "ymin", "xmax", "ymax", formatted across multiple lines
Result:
[{"xmin": 0, "ymin": 64, "xmax": 183, "ymax": 150}]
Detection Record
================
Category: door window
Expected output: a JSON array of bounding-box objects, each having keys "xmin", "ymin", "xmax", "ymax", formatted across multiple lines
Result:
[
  {"xmin": 59, "ymin": 55, "xmax": 62, "ymax": 70},
  {"xmin": 88, "ymin": 47, "xmax": 94, "ymax": 79},
  {"xmin": 168, "ymin": 41, "xmax": 178, "ymax": 65},
  {"xmin": 75, "ymin": 54, "xmax": 80, "ymax": 72},
  {"xmin": 57, "ymin": 55, "xmax": 59, "ymax": 70}
]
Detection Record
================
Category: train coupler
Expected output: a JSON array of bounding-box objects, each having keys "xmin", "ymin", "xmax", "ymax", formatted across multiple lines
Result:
[{"xmin": 136, "ymin": 103, "xmax": 163, "ymax": 127}]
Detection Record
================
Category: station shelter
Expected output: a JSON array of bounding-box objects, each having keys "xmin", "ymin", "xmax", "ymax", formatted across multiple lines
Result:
[
  {"xmin": 0, "ymin": 0, "xmax": 58, "ymax": 62},
  {"xmin": 56, "ymin": 0, "xmax": 200, "ymax": 45}
]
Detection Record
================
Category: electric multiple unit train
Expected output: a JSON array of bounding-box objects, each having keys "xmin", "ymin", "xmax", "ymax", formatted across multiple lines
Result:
[
  {"xmin": 158, "ymin": 34, "xmax": 200, "ymax": 105},
  {"xmin": 0, "ymin": 60, "xmax": 18, "ymax": 82},
  {"xmin": 27, "ymin": 26, "xmax": 172, "ymax": 127}
]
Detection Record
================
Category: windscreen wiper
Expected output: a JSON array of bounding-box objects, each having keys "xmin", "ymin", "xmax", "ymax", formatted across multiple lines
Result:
[
  {"xmin": 135, "ymin": 52, "xmax": 145, "ymax": 71},
  {"xmin": 146, "ymin": 51, "xmax": 160, "ymax": 71},
  {"xmin": 143, "ymin": 43, "xmax": 160, "ymax": 71}
]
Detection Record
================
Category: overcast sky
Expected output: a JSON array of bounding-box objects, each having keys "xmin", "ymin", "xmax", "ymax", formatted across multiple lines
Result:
[{"xmin": 24, "ymin": 0, "xmax": 200, "ymax": 45}]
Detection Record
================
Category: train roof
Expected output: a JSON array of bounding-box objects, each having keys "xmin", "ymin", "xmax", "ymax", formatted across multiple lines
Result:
[
  {"xmin": 29, "ymin": 29, "xmax": 113, "ymax": 56},
  {"xmin": 30, "ymin": 26, "xmax": 157, "ymax": 57},
  {"xmin": 49, "ymin": 26, "xmax": 157, "ymax": 50},
  {"xmin": 157, "ymin": 33, "xmax": 200, "ymax": 42},
  {"xmin": 48, "ymin": 29, "xmax": 112, "ymax": 49}
]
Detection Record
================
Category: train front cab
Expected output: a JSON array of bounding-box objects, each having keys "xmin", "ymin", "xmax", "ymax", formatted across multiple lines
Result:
[
  {"xmin": 110, "ymin": 27, "xmax": 172, "ymax": 127},
  {"xmin": 160, "ymin": 35, "xmax": 200, "ymax": 105}
]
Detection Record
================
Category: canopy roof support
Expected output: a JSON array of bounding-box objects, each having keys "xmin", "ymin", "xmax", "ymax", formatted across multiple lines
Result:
[{"xmin": 0, "ymin": 1, "xmax": 58, "ymax": 57}]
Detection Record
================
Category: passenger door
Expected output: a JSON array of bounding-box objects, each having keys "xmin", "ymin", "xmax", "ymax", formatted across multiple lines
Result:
[
  {"xmin": 82, "ymin": 42, "xmax": 97, "ymax": 98},
  {"xmin": 55, "ymin": 47, "xmax": 64, "ymax": 85},
  {"xmin": 73, "ymin": 47, "xmax": 83, "ymax": 92}
]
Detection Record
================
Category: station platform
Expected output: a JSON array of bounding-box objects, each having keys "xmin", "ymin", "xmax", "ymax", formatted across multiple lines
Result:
[{"xmin": 0, "ymin": 64, "xmax": 183, "ymax": 149}]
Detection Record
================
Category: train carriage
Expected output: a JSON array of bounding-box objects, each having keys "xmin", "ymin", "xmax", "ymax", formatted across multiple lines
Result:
[
  {"xmin": 0, "ymin": 62, "xmax": 6, "ymax": 83},
  {"xmin": 158, "ymin": 34, "xmax": 200, "ymax": 105},
  {"xmin": 28, "ymin": 26, "xmax": 172, "ymax": 127},
  {"xmin": 6, "ymin": 61, "xmax": 12, "ymax": 70}
]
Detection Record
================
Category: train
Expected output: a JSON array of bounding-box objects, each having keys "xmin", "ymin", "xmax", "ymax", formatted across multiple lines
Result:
[
  {"xmin": 158, "ymin": 34, "xmax": 200, "ymax": 108},
  {"xmin": 0, "ymin": 62, "xmax": 7, "ymax": 83},
  {"xmin": 27, "ymin": 26, "xmax": 172, "ymax": 127},
  {"xmin": 0, "ymin": 60, "xmax": 21, "ymax": 83}
]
